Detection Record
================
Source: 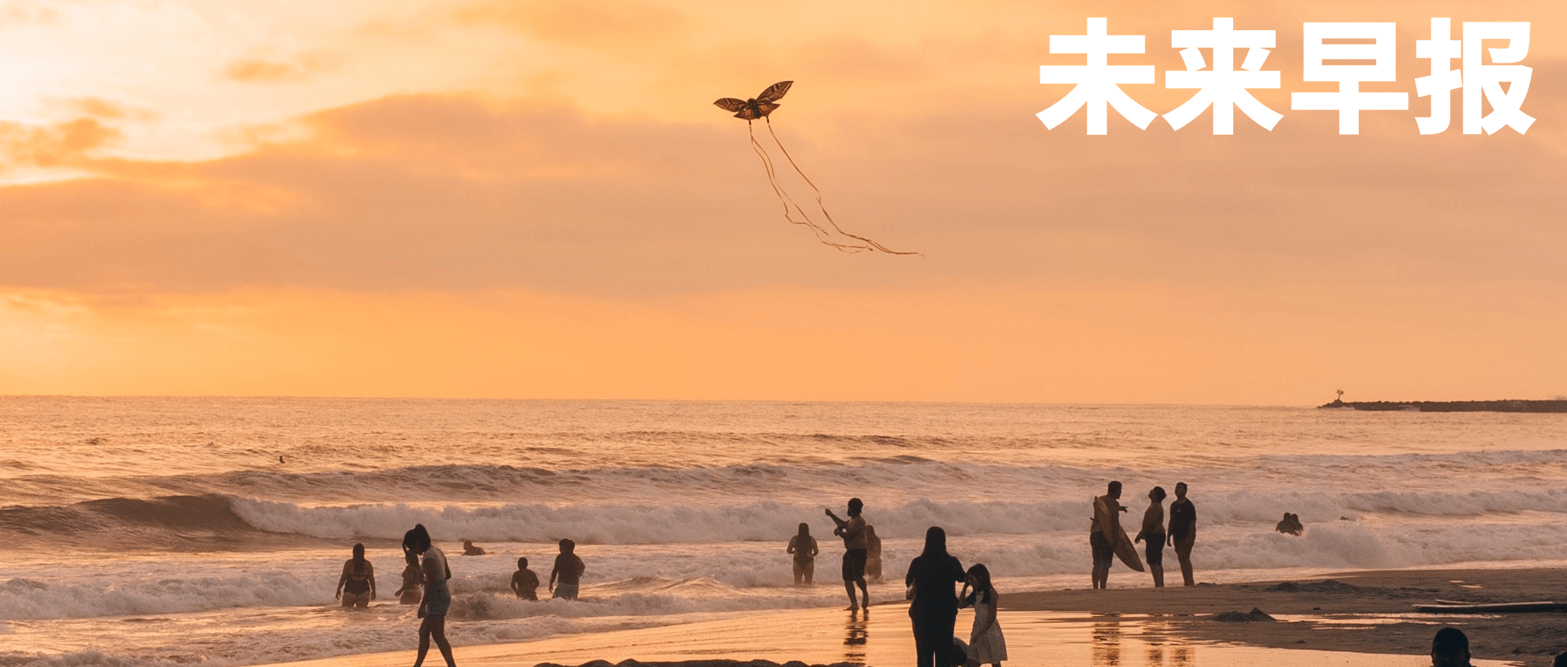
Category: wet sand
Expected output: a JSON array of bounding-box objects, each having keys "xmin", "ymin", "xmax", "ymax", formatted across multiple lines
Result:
[
  {"xmin": 253, "ymin": 568, "xmax": 1561, "ymax": 667},
  {"xmin": 1008, "ymin": 568, "xmax": 1567, "ymax": 667}
]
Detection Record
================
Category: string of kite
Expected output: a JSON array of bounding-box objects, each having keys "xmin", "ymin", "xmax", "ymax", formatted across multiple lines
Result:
[{"xmin": 714, "ymin": 81, "xmax": 919, "ymax": 256}]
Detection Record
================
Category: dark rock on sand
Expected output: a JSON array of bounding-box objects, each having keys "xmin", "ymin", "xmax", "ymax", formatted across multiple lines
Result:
[
  {"xmin": 1269, "ymin": 580, "xmax": 1365, "ymax": 594},
  {"xmin": 1213, "ymin": 607, "xmax": 1275, "ymax": 623}
]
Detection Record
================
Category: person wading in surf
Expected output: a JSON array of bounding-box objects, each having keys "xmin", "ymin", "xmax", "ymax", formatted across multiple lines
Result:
[{"xmin": 336, "ymin": 543, "xmax": 376, "ymax": 608}]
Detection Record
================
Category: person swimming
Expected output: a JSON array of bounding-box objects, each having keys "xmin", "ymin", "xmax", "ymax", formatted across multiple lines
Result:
[
  {"xmin": 461, "ymin": 539, "xmax": 486, "ymax": 556},
  {"xmin": 336, "ymin": 543, "xmax": 376, "ymax": 608}
]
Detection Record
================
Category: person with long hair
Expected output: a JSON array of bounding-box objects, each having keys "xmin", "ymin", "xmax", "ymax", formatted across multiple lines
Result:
[
  {"xmin": 959, "ymin": 564, "xmax": 1007, "ymax": 667},
  {"xmin": 786, "ymin": 522, "xmax": 819, "ymax": 586},
  {"xmin": 335, "ymin": 543, "xmax": 376, "ymax": 608},
  {"xmin": 904, "ymin": 526, "xmax": 965, "ymax": 667},
  {"xmin": 393, "ymin": 551, "xmax": 423, "ymax": 605},
  {"xmin": 403, "ymin": 524, "xmax": 456, "ymax": 667}
]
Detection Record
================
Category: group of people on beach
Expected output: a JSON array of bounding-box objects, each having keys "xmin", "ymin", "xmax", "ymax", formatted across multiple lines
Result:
[
  {"xmin": 1091, "ymin": 480, "xmax": 1197, "ymax": 589},
  {"xmin": 797, "ymin": 498, "xmax": 1007, "ymax": 667},
  {"xmin": 330, "ymin": 525, "xmax": 590, "ymax": 667}
]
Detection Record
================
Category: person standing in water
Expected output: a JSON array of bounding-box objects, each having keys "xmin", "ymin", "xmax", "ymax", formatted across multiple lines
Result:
[
  {"xmin": 905, "ymin": 526, "xmax": 965, "ymax": 667},
  {"xmin": 549, "ymin": 539, "xmax": 585, "ymax": 600},
  {"xmin": 336, "ymin": 543, "xmax": 377, "ymax": 608},
  {"xmin": 1090, "ymin": 481, "xmax": 1127, "ymax": 590},
  {"xmin": 1167, "ymin": 482, "xmax": 1197, "ymax": 586},
  {"xmin": 787, "ymin": 523, "xmax": 819, "ymax": 586},
  {"xmin": 510, "ymin": 557, "xmax": 540, "ymax": 600},
  {"xmin": 394, "ymin": 551, "xmax": 423, "ymax": 604},
  {"xmin": 404, "ymin": 524, "xmax": 456, "ymax": 667},
  {"xmin": 826, "ymin": 498, "xmax": 870, "ymax": 610},
  {"xmin": 1134, "ymin": 486, "xmax": 1167, "ymax": 588}
]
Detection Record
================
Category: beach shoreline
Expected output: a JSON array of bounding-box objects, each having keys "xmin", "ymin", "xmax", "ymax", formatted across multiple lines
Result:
[
  {"xmin": 1003, "ymin": 566, "xmax": 1567, "ymax": 666},
  {"xmin": 250, "ymin": 567, "xmax": 1564, "ymax": 667}
]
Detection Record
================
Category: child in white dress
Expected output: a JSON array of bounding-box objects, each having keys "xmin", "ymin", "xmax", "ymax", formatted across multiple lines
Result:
[{"xmin": 959, "ymin": 563, "xmax": 1007, "ymax": 667}]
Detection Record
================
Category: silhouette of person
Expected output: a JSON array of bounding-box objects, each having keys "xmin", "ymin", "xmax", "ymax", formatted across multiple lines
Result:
[
  {"xmin": 461, "ymin": 539, "xmax": 486, "ymax": 556},
  {"xmin": 1090, "ymin": 481, "xmax": 1128, "ymax": 589},
  {"xmin": 787, "ymin": 522, "xmax": 819, "ymax": 586},
  {"xmin": 865, "ymin": 525, "xmax": 884, "ymax": 582},
  {"xmin": 394, "ymin": 551, "xmax": 423, "ymax": 605},
  {"xmin": 336, "ymin": 543, "xmax": 376, "ymax": 608},
  {"xmin": 510, "ymin": 557, "xmax": 540, "ymax": 600},
  {"xmin": 1167, "ymin": 482, "xmax": 1197, "ymax": 586},
  {"xmin": 1276, "ymin": 513, "xmax": 1303, "ymax": 536},
  {"xmin": 827, "ymin": 498, "xmax": 870, "ymax": 610},
  {"xmin": 1134, "ymin": 486, "xmax": 1167, "ymax": 588},
  {"xmin": 905, "ymin": 526, "xmax": 965, "ymax": 667},
  {"xmin": 1553, "ymin": 650, "xmax": 1566, "ymax": 667},
  {"xmin": 404, "ymin": 524, "xmax": 455, "ymax": 667},
  {"xmin": 549, "ymin": 538, "xmax": 585, "ymax": 600},
  {"xmin": 1431, "ymin": 627, "xmax": 1472, "ymax": 667},
  {"xmin": 958, "ymin": 563, "xmax": 1007, "ymax": 667}
]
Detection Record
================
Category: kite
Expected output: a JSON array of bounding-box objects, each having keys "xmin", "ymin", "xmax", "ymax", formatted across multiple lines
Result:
[{"xmin": 714, "ymin": 81, "xmax": 919, "ymax": 255}]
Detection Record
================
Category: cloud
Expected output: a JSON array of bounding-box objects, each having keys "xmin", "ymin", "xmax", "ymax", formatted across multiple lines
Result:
[
  {"xmin": 0, "ymin": 117, "xmax": 121, "ymax": 172},
  {"xmin": 453, "ymin": 0, "xmax": 688, "ymax": 50},
  {"xmin": 223, "ymin": 53, "xmax": 340, "ymax": 84}
]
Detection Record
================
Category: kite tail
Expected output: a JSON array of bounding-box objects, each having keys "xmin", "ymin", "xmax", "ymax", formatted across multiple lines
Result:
[
  {"xmin": 765, "ymin": 120, "xmax": 922, "ymax": 257},
  {"xmin": 748, "ymin": 123, "xmax": 868, "ymax": 253}
]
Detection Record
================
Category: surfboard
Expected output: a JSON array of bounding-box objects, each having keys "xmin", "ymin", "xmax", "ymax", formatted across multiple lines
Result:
[
  {"xmin": 1094, "ymin": 497, "xmax": 1145, "ymax": 572},
  {"xmin": 1414, "ymin": 601, "xmax": 1567, "ymax": 613}
]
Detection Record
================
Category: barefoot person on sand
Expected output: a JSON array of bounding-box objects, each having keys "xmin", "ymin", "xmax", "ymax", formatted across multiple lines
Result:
[
  {"xmin": 404, "ymin": 524, "xmax": 456, "ymax": 667},
  {"xmin": 1134, "ymin": 486, "xmax": 1167, "ymax": 588},
  {"xmin": 1167, "ymin": 482, "xmax": 1197, "ymax": 586},
  {"xmin": 905, "ymin": 526, "xmax": 965, "ymax": 667},
  {"xmin": 1090, "ymin": 481, "xmax": 1128, "ymax": 590},
  {"xmin": 336, "ymin": 543, "xmax": 377, "ymax": 608},
  {"xmin": 787, "ymin": 522, "xmax": 819, "ymax": 586},
  {"xmin": 827, "ymin": 498, "xmax": 870, "ymax": 610}
]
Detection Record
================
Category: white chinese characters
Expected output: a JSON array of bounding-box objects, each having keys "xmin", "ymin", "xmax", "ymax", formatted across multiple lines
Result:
[{"xmin": 1038, "ymin": 18, "xmax": 1533, "ymax": 135}]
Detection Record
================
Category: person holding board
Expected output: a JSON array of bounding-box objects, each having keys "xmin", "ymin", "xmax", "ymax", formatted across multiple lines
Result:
[
  {"xmin": 826, "ymin": 498, "xmax": 870, "ymax": 611},
  {"xmin": 1090, "ymin": 481, "xmax": 1143, "ymax": 589}
]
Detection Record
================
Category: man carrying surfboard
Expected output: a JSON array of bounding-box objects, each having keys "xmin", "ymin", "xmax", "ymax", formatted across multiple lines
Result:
[{"xmin": 1090, "ymin": 481, "xmax": 1143, "ymax": 589}]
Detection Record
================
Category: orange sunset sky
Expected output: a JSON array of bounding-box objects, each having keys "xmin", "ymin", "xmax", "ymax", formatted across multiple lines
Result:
[{"xmin": 0, "ymin": 0, "xmax": 1563, "ymax": 404}]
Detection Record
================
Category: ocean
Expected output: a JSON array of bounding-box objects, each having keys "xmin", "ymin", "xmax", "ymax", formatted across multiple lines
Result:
[{"xmin": 2, "ymin": 397, "xmax": 1565, "ymax": 666}]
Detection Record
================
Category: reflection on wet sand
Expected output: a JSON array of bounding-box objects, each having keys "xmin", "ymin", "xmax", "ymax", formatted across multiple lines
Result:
[
  {"xmin": 1092, "ymin": 614, "xmax": 1121, "ymax": 667},
  {"xmin": 843, "ymin": 609, "xmax": 868, "ymax": 665}
]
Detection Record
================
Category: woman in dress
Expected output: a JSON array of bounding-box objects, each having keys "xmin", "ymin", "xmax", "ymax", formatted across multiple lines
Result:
[
  {"xmin": 905, "ymin": 526, "xmax": 965, "ymax": 667},
  {"xmin": 394, "ymin": 551, "xmax": 423, "ymax": 605},
  {"xmin": 335, "ymin": 543, "xmax": 376, "ymax": 608},
  {"xmin": 404, "ymin": 524, "xmax": 456, "ymax": 667},
  {"xmin": 959, "ymin": 563, "xmax": 1007, "ymax": 667}
]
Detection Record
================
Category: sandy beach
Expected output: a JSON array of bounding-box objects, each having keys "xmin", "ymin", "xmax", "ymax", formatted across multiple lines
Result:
[
  {"xmin": 250, "ymin": 568, "xmax": 1561, "ymax": 667},
  {"xmin": 1008, "ymin": 567, "xmax": 1567, "ymax": 666}
]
